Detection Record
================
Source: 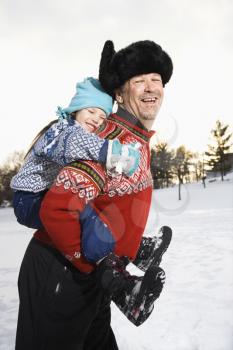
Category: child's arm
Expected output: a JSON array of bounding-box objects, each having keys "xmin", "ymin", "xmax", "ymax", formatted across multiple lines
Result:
[
  {"xmin": 34, "ymin": 122, "xmax": 141, "ymax": 177},
  {"xmin": 34, "ymin": 123, "xmax": 107, "ymax": 165}
]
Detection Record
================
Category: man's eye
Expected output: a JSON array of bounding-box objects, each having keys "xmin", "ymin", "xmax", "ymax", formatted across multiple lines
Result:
[
  {"xmin": 135, "ymin": 80, "xmax": 144, "ymax": 84},
  {"xmin": 88, "ymin": 109, "xmax": 94, "ymax": 113}
]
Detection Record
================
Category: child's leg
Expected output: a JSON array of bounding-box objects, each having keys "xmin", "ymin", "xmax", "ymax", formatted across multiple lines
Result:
[
  {"xmin": 112, "ymin": 265, "xmax": 165, "ymax": 326},
  {"xmin": 96, "ymin": 253, "xmax": 165, "ymax": 327},
  {"xmin": 13, "ymin": 190, "xmax": 47, "ymax": 230},
  {"xmin": 110, "ymin": 227, "xmax": 172, "ymax": 326}
]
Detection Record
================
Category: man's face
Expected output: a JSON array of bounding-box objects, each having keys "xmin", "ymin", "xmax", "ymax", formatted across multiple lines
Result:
[{"xmin": 116, "ymin": 73, "xmax": 164, "ymax": 129}]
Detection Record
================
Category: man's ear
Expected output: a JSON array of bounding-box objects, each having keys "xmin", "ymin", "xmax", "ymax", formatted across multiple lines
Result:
[{"xmin": 115, "ymin": 89, "xmax": 123, "ymax": 104}]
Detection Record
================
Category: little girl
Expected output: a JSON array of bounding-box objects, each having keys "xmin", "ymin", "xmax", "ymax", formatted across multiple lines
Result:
[{"xmin": 11, "ymin": 77, "xmax": 140, "ymax": 230}]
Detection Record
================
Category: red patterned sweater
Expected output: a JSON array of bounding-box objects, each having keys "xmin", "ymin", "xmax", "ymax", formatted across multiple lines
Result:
[{"xmin": 37, "ymin": 107, "xmax": 155, "ymax": 273}]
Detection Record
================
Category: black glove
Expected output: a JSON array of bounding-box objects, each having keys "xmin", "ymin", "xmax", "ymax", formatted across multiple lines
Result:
[{"xmin": 95, "ymin": 253, "xmax": 129, "ymax": 294}]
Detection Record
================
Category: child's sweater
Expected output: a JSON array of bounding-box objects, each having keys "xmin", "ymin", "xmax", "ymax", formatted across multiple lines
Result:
[{"xmin": 10, "ymin": 116, "xmax": 107, "ymax": 192}]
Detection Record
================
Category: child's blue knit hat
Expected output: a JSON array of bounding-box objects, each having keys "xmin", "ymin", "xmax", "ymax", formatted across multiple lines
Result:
[{"xmin": 56, "ymin": 77, "xmax": 113, "ymax": 119}]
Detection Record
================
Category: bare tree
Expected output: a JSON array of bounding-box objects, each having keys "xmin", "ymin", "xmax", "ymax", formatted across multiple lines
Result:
[{"xmin": 172, "ymin": 146, "xmax": 193, "ymax": 200}]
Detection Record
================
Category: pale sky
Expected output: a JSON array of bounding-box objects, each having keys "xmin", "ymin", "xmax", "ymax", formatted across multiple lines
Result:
[{"xmin": 0, "ymin": 0, "xmax": 232, "ymax": 164}]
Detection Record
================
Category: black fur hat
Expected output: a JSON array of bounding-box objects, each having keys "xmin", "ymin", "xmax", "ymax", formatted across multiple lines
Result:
[{"xmin": 99, "ymin": 40, "xmax": 173, "ymax": 97}]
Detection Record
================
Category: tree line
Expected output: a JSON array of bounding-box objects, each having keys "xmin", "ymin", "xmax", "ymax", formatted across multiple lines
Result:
[
  {"xmin": 151, "ymin": 120, "xmax": 232, "ymax": 193},
  {"xmin": 0, "ymin": 120, "xmax": 232, "ymax": 206},
  {"xmin": 0, "ymin": 151, "xmax": 25, "ymax": 206}
]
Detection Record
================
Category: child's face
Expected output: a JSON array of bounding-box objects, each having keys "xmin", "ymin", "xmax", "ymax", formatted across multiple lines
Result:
[{"xmin": 75, "ymin": 108, "xmax": 107, "ymax": 133}]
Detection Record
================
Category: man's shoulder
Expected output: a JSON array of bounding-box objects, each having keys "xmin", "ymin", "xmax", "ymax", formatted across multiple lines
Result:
[
  {"xmin": 97, "ymin": 112, "xmax": 154, "ymax": 144},
  {"xmin": 96, "ymin": 114, "xmax": 124, "ymax": 140}
]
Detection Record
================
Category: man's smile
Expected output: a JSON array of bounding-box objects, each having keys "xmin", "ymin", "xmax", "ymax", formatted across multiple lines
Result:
[{"xmin": 141, "ymin": 97, "xmax": 157, "ymax": 103}]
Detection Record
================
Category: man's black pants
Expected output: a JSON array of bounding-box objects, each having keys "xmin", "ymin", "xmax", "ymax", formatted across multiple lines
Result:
[{"xmin": 15, "ymin": 238, "xmax": 118, "ymax": 350}]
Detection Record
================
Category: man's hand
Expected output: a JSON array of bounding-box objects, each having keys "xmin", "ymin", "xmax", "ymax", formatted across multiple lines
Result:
[{"xmin": 95, "ymin": 253, "xmax": 128, "ymax": 294}]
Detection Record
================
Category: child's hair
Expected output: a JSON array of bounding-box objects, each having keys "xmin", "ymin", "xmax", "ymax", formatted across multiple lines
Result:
[{"xmin": 24, "ymin": 119, "xmax": 57, "ymax": 159}]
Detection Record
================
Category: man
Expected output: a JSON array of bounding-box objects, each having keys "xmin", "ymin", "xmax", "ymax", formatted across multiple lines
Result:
[{"xmin": 16, "ymin": 40, "xmax": 173, "ymax": 350}]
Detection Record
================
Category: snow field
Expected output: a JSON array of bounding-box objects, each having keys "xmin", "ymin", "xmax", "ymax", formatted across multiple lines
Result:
[{"xmin": 0, "ymin": 176, "xmax": 232, "ymax": 349}]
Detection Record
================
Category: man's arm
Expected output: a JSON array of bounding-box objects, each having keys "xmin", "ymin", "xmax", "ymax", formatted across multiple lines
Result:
[{"xmin": 40, "ymin": 162, "xmax": 106, "ymax": 273}]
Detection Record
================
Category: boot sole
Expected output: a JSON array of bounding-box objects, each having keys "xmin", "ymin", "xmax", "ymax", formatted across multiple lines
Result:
[{"xmin": 135, "ymin": 226, "xmax": 172, "ymax": 272}]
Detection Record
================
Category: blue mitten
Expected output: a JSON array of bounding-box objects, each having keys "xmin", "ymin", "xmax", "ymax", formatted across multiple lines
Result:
[
  {"xmin": 80, "ymin": 204, "xmax": 116, "ymax": 262},
  {"xmin": 106, "ymin": 139, "xmax": 141, "ymax": 177}
]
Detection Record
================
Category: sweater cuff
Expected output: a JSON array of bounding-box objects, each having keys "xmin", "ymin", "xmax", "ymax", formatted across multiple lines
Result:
[{"xmin": 71, "ymin": 255, "xmax": 95, "ymax": 274}]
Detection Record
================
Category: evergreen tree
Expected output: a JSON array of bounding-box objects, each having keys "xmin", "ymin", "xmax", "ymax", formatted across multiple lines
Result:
[{"xmin": 205, "ymin": 120, "xmax": 232, "ymax": 181}]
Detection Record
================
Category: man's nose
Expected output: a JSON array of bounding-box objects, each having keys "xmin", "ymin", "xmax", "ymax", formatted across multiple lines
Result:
[{"xmin": 144, "ymin": 79, "xmax": 155, "ymax": 92}]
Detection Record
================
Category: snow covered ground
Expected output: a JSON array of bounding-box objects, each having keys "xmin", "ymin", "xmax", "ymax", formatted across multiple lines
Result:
[{"xmin": 0, "ymin": 175, "xmax": 233, "ymax": 350}]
